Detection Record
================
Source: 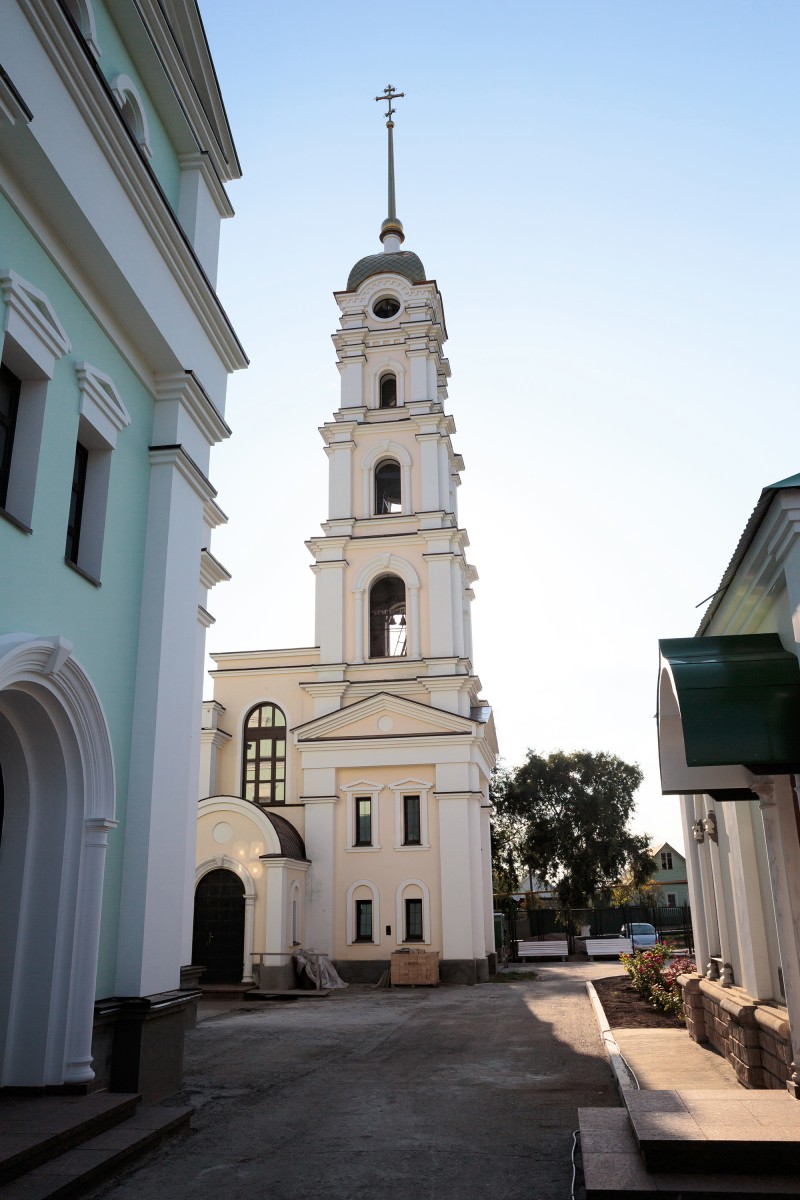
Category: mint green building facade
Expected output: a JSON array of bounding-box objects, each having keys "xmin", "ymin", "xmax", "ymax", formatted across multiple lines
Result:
[
  {"xmin": 651, "ymin": 842, "xmax": 690, "ymax": 907},
  {"xmin": 0, "ymin": 0, "xmax": 245, "ymax": 1096}
]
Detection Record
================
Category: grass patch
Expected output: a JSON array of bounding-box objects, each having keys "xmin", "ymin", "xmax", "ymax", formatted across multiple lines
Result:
[{"xmin": 490, "ymin": 970, "xmax": 538, "ymax": 982}]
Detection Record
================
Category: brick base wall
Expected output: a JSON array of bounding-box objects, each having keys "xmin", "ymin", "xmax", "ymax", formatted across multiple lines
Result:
[{"xmin": 679, "ymin": 973, "xmax": 791, "ymax": 1090}]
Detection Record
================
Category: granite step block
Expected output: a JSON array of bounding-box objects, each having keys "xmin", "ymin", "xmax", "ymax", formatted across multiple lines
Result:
[{"xmin": 0, "ymin": 1105, "xmax": 192, "ymax": 1200}]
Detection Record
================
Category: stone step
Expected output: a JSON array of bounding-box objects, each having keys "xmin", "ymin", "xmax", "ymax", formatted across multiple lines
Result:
[
  {"xmin": 625, "ymin": 1089, "xmax": 800, "ymax": 1176},
  {"xmin": 0, "ymin": 1104, "xmax": 192, "ymax": 1199},
  {"xmin": 580, "ymin": 1103, "xmax": 800, "ymax": 1197},
  {"xmin": 0, "ymin": 1093, "xmax": 140, "ymax": 1184}
]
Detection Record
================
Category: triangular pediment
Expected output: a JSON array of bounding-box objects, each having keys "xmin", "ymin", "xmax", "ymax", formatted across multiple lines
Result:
[{"xmin": 294, "ymin": 692, "xmax": 476, "ymax": 742}]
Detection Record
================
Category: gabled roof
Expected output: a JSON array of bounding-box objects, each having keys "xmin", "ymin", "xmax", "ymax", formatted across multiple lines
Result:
[
  {"xmin": 293, "ymin": 691, "xmax": 480, "ymax": 742},
  {"xmin": 698, "ymin": 473, "xmax": 800, "ymax": 634}
]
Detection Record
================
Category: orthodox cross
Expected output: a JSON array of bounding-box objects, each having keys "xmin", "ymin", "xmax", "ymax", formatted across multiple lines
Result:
[{"xmin": 375, "ymin": 84, "xmax": 405, "ymax": 126}]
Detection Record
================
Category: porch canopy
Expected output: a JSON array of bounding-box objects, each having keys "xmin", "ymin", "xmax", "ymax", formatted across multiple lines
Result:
[{"xmin": 657, "ymin": 634, "xmax": 800, "ymax": 800}]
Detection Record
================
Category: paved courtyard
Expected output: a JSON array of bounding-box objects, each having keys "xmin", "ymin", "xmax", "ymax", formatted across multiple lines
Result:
[{"xmin": 88, "ymin": 964, "xmax": 622, "ymax": 1200}]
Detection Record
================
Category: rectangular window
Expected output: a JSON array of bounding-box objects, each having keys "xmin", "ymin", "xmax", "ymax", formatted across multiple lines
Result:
[
  {"xmin": 403, "ymin": 795, "xmax": 421, "ymax": 845},
  {"xmin": 405, "ymin": 898, "xmax": 423, "ymax": 942},
  {"xmin": 0, "ymin": 364, "xmax": 20, "ymax": 509},
  {"xmin": 666, "ymin": 893, "xmax": 677, "ymax": 907},
  {"xmin": 355, "ymin": 797, "xmax": 372, "ymax": 846},
  {"xmin": 660, "ymin": 851, "xmax": 673, "ymax": 871},
  {"xmin": 65, "ymin": 442, "xmax": 89, "ymax": 564},
  {"xmin": 355, "ymin": 899, "xmax": 373, "ymax": 942}
]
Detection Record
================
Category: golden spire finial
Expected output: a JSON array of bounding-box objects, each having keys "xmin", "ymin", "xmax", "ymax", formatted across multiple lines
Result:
[{"xmin": 374, "ymin": 84, "xmax": 405, "ymax": 247}]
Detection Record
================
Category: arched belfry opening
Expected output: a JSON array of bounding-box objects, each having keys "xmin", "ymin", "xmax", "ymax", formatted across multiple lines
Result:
[
  {"xmin": 379, "ymin": 373, "xmax": 397, "ymax": 408},
  {"xmin": 369, "ymin": 574, "xmax": 406, "ymax": 658},
  {"xmin": 375, "ymin": 459, "xmax": 401, "ymax": 514}
]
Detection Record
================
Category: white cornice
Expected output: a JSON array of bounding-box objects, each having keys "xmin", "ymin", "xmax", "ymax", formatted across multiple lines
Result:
[
  {"xmin": 19, "ymin": 0, "xmax": 247, "ymax": 373},
  {"xmin": 200, "ymin": 547, "xmax": 231, "ymax": 590},
  {"xmin": 154, "ymin": 370, "xmax": 231, "ymax": 445},
  {"xmin": 204, "ymin": 496, "xmax": 228, "ymax": 530},
  {"xmin": 197, "ymin": 604, "xmax": 215, "ymax": 628},
  {"xmin": 149, "ymin": 443, "xmax": 216, "ymax": 504},
  {"xmin": 294, "ymin": 690, "xmax": 476, "ymax": 741},
  {"xmin": 0, "ymin": 68, "xmax": 33, "ymax": 126},
  {"xmin": 178, "ymin": 151, "xmax": 234, "ymax": 219}
]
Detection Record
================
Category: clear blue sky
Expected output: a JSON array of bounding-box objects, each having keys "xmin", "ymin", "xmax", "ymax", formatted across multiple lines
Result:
[{"xmin": 200, "ymin": 1, "xmax": 800, "ymax": 854}]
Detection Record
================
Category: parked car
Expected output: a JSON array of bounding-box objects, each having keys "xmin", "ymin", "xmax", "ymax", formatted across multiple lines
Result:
[{"xmin": 620, "ymin": 922, "xmax": 658, "ymax": 947}]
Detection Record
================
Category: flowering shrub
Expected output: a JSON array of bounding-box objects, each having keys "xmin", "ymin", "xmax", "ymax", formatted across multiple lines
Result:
[{"xmin": 619, "ymin": 944, "xmax": 696, "ymax": 1021}]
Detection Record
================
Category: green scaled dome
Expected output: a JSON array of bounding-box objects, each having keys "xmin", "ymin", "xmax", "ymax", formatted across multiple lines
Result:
[{"xmin": 347, "ymin": 250, "xmax": 426, "ymax": 292}]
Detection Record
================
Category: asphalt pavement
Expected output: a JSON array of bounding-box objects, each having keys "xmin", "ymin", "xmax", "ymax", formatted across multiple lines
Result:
[{"xmin": 87, "ymin": 963, "xmax": 624, "ymax": 1200}]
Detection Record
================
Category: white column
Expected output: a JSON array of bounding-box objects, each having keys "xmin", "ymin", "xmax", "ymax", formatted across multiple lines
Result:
[
  {"xmin": 704, "ymin": 803, "xmax": 735, "ymax": 986},
  {"xmin": 418, "ymin": 433, "xmax": 440, "ymax": 511},
  {"xmin": 480, "ymin": 799, "xmax": 495, "ymax": 956},
  {"xmin": 725, "ymin": 799, "xmax": 773, "ymax": 999},
  {"xmin": 262, "ymin": 861, "xmax": 289, "ymax": 971},
  {"xmin": 326, "ymin": 442, "xmax": 354, "ymax": 520},
  {"xmin": 680, "ymin": 795, "xmax": 709, "ymax": 974},
  {"xmin": 303, "ymin": 795, "xmax": 337, "ymax": 955},
  {"xmin": 116, "ymin": 448, "xmax": 209, "ymax": 997},
  {"xmin": 409, "ymin": 584, "xmax": 421, "ymax": 659},
  {"xmin": 427, "ymin": 556, "xmax": 455, "ymax": 656},
  {"xmin": 437, "ymin": 792, "xmax": 478, "ymax": 963},
  {"xmin": 242, "ymin": 893, "xmax": 256, "ymax": 983},
  {"xmin": 353, "ymin": 588, "xmax": 365, "ymax": 664},
  {"xmin": 314, "ymin": 562, "xmax": 345, "ymax": 663},
  {"xmin": 753, "ymin": 775, "xmax": 800, "ymax": 1095},
  {"xmin": 64, "ymin": 817, "xmax": 117, "ymax": 1084}
]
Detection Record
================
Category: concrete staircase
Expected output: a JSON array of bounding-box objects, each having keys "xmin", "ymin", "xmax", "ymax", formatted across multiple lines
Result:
[
  {"xmin": 580, "ymin": 1088, "xmax": 800, "ymax": 1197},
  {"xmin": 0, "ymin": 1091, "xmax": 192, "ymax": 1198}
]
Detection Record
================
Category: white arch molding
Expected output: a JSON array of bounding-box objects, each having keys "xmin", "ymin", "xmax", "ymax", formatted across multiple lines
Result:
[
  {"xmin": 361, "ymin": 440, "xmax": 413, "ymax": 517},
  {"xmin": 346, "ymin": 879, "xmax": 381, "ymax": 946},
  {"xmin": 352, "ymin": 555, "xmax": 421, "ymax": 662},
  {"xmin": 396, "ymin": 878, "xmax": 432, "ymax": 945},
  {"xmin": 0, "ymin": 633, "xmax": 116, "ymax": 1087},
  {"xmin": 196, "ymin": 854, "xmax": 257, "ymax": 984},
  {"xmin": 369, "ymin": 357, "xmax": 406, "ymax": 409}
]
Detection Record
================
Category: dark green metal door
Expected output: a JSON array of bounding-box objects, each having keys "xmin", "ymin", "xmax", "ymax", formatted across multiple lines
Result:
[{"xmin": 192, "ymin": 869, "xmax": 245, "ymax": 984}]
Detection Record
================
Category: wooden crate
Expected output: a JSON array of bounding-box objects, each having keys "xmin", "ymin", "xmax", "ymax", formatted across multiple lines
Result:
[{"xmin": 391, "ymin": 949, "xmax": 440, "ymax": 987}]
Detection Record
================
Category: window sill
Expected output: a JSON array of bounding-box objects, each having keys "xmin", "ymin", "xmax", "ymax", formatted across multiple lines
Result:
[
  {"xmin": 346, "ymin": 845, "xmax": 381, "ymax": 852},
  {"xmin": 0, "ymin": 506, "xmax": 32, "ymax": 534},
  {"xmin": 64, "ymin": 557, "xmax": 101, "ymax": 587}
]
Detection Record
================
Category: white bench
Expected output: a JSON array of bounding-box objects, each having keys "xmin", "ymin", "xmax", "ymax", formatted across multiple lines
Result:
[
  {"xmin": 585, "ymin": 937, "xmax": 633, "ymax": 960},
  {"xmin": 516, "ymin": 939, "xmax": 569, "ymax": 961}
]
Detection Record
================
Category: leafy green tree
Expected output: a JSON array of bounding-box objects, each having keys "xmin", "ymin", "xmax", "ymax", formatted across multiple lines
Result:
[{"xmin": 492, "ymin": 749, "xmax": 651, "ymax": 909}]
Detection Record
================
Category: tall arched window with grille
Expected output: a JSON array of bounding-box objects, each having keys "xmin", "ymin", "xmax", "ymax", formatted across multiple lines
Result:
[
  {"xmin": 242, "ymin": 703, "xmax": 287, "ymax": 804},
  {"xmin": 379, "ymin": 373, "xmax": 397, "ymax": 408},
  {"xmin": 374, "ymin": 459, "xmax": 401, "ymax": 514},
  {"xmin": 369, "ymin": 574, "xmax": 406, "ymax": 658}
]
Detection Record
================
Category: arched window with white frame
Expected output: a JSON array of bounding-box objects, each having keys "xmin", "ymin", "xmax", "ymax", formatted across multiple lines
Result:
[
  {"xmin": 374, "ymin": 459, "xmax": 401, "ymax": 515},
  {"xmin": 379, "ymin": 372, "xmax": 397, "ymax": 408},
  {"xmin": 369, "ymin": 574, "xmax": 406, "ymax": 658},
  {"xmin": 242, "ymin": 702, "xmax": 287, "ymax": 805},
  {"xmin": 395, "ymin": 879, "xmax": 431, "ymax": 945},
  {"xmin": 111, "ymin": 75, "xmax": 152, "ymax": 159}
]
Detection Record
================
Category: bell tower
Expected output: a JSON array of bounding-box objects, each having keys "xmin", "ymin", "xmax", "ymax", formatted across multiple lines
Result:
[
  {"xmin": 307, "ymin": 86, "xmax": 479, "ymax": 718},
  {"xmin": 202, "ymin": 89, "xmax": 497, "ymax": 986}
]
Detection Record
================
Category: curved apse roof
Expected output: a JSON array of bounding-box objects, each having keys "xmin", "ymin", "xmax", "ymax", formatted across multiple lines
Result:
[
  {"xmin": 261, "ymin": 810, "xmax": 308, "ymax": 861},
  {"xmin": 346, "ymin": 250, "xmax": 426, "ymax": 292}
]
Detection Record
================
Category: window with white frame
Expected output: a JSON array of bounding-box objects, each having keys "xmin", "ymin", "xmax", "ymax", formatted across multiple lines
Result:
[
  {"xmin": 66, "ymin": 363, "xmax": 130, "ymax": 583},
  {"xmin": 111, "ymin": 75, "xmax": 152, "ymax": 159},
  {"xmin": 660, "ymin": 851, "xmax": 673, "ymax": 871},
  {"xmin": 392, "ymin": 779, "xmax": 431, "ymax": 850},
  {"xmin": 395, "ymin": 878, "xmax": 431, "ymax": 945},
  {"xmin": 375, "ymin": 459, "xmax": 401, "ymax": 515},
  {"xmin": 666, "ymin": 892, "xmax": 677, "ymax": 907},
  {"xmin": 346, "ymin": 880, "xmax": 380, "ymax": 946},
  {"xmin": 342, "ymin": 783, "xmax": 382, "ymax": 851},
  {"xmin": 0, "ymin": 270, "xmax": 72, "ymax": 531}
]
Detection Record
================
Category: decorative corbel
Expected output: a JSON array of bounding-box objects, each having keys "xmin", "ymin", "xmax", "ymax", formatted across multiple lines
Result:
[
  {"xmin": 692, "ymin": 819, "xmax": 705, "ymax": 844},
  {"xmin": 702, "ymin": 811, "xmax": 718, "ymax": 843}
]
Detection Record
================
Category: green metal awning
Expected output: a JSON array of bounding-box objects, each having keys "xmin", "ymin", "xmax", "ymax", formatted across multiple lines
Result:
[{"xmin": 659, "ymin": 634, "xmax": 800, "ymax": 780}]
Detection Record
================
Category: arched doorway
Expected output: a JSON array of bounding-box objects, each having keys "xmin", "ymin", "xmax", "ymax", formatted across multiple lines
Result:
[
  {"xmin": 192, "ymin": 869, "xmax": 245, "ymax": 983},
  {"xmin": 0, "ymin": 634, "xmax": 115, "ymax": 1087}
]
